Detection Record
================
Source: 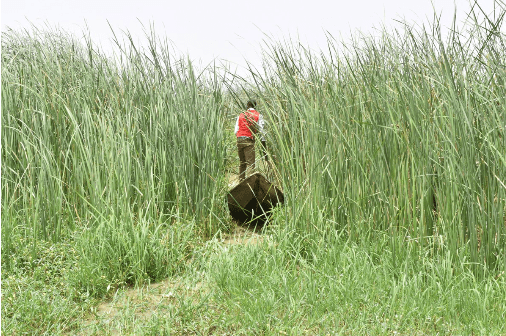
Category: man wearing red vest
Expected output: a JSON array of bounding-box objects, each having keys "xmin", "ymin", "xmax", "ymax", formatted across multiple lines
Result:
[{"xmin": 234, "ymin": 100, "xmax": 266, "ymax": 181}]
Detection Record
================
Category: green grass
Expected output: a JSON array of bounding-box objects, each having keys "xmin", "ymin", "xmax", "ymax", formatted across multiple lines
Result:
[
  {"xmin": 208, "ymin": 233, "xmax": 506, "ymax": 334},
  {"xmin": 252, "ymin": 8, "xmax": 506, "ymax": 273},
  {"xmin": 2, "ymin": 4, "xmax": 506, "ymax": 335}
]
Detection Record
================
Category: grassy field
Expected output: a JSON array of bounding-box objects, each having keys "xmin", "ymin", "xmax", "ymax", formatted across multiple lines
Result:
[{"xmin": 2, "ymin": 5, "xmax": 506, "ymax": 335}]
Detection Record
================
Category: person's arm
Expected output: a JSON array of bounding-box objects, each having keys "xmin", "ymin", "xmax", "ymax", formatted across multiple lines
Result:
[
  {"xmin": 258, "ymin": 114, "xmax": 265, "ymax": 141},
  {"xmin": 258, "ymin": 114, "xmax": 268, "ymax": 160},
  {"xmin": 234, "ymin": 115, "xmax": 240, "ymax": 136}
]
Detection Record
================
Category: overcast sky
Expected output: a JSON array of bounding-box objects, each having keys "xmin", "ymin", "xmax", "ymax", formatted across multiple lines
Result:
[{"xmin": 1, "ymin": 0, "xmax": 502, "ymax": 74}]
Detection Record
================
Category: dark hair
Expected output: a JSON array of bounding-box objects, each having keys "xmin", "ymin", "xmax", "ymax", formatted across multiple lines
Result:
[{"xmin": 246, "ymin": 100, "xmax": 257, "ymax": 109}]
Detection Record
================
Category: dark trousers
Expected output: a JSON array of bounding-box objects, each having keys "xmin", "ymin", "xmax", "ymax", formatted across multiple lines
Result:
[{"xmin": 237, "ymin": 137, "xmax": 255, "ymax": 180}]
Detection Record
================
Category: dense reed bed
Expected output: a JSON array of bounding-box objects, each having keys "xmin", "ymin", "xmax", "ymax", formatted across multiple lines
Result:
[
  {"xmin": 2, "ymin": 4, "xmax": 506, "ymax": 335},
  {"xmin": 250, "ymin": 11, "xmax": 506, "ymax": 274},
  {"xmin": 1, "ymin": 27, "xmax": 229, "ymax": 290}
]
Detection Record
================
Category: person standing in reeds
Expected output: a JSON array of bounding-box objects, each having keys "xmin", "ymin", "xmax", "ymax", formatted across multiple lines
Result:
[{"xmin": 234, "ymin": 100, "xmax": 266, "ymax": 181}]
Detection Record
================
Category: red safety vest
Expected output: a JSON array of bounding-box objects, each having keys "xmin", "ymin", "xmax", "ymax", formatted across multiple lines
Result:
[{"xmin": 236, "ymin": 109, "xmax": 260, "ymax": 139}]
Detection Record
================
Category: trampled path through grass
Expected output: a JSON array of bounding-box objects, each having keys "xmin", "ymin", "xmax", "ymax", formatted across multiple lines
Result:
[
  {"xmin": 77, "ymin": 161, "xmax": 280, "ymax": 334},
  {"xmin": 77, "ymin": 219, "xmax": 267, "ymax": 335}
]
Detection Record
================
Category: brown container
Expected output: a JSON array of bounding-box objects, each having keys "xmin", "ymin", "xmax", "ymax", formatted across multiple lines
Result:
[{"xmin": 227, "ymin": 173, "xmax": 284, "ymax": 224}]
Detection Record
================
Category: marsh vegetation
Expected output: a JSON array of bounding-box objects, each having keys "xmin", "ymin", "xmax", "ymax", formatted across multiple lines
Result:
[{"xmin": 2, "ymin": 5, "xmax": 506, "ymax": 334}]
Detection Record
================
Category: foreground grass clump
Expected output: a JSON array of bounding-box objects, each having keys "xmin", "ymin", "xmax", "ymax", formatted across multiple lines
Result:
[
  {"xmin": 1, "ymin": 219, "xmax": 200, "ymax": 335},
  {"xmin": 71, "ymin": 218, "xmax": 199, "ymax": 296},
  {"xmin": 1, "ymin": 234, "xmax": 91, "ymax": 334},
  {"xmin": 208, "ymin": 230, "xmax": 506, "ymax": 335}
]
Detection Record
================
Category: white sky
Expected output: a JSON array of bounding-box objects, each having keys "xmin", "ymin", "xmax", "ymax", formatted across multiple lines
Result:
[{"xmin": 1, "ymin": 0, "xmax": 502, "ymax": 74}]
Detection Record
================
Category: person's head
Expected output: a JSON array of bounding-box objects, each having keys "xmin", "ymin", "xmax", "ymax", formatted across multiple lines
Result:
[{"xmin": 246, "ymin": 100, "xmax": 257, "ymax": 109}]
